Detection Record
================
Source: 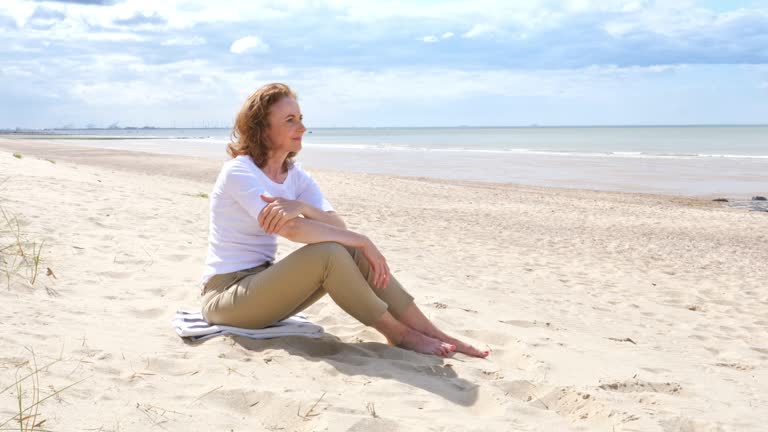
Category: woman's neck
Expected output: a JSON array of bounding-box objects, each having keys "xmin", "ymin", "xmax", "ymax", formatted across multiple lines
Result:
[{"xmin": 260, "ymin": 155, "xmax": 288, "ymax": 182}]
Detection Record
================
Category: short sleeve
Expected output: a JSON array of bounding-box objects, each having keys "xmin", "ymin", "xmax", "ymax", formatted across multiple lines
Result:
[
  {"xmin": 296, "ymin": 168, "xmax": 334, "ymax": 212},
  {"xmin": 223, "ymin": 161, "xmax": 269, "ymax": 220}
]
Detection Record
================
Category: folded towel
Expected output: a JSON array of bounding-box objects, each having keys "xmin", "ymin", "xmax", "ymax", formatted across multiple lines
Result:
[{"xmin": 172, "ymin": 310, "xmax": 324, "ymax": 342}]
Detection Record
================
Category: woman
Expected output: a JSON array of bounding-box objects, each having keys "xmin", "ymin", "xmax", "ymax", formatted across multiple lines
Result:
[{"xmin": 200, "ymin": 83, "xmax": 488, "ymax": 358}]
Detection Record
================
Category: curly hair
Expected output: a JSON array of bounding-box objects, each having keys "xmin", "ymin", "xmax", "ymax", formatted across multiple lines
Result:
[{"xmin": 227, "ymin": 83, "xmax": 298, "ymax": 171}]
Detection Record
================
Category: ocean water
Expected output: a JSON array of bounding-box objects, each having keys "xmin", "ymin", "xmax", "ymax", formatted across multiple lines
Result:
[
  {"xmin": 26, "ymin": 125, "xmax": 768, "ymax": 158},
  {"xmin": 8, "ymin": 126, "xmax": 768, "ymax": 197}
]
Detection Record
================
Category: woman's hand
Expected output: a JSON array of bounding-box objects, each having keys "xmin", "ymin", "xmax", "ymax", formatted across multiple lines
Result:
[
  {"xmin": 359, "ymin": 236, "xmax": 391, "ymax": 289},
  {"xmin": 259, "ymin": 195, "xmax": 305, "ymax": 234}
]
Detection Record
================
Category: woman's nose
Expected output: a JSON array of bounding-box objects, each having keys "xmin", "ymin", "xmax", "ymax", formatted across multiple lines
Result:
[{"xmin": 298, "ymin": 121, "xmax": 306, "ymax": 133}]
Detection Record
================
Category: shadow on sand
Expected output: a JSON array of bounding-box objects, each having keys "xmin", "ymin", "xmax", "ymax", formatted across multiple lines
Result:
[{"xmin": 188, "ymin": 332, "xmax": 480, "ymax": 406}]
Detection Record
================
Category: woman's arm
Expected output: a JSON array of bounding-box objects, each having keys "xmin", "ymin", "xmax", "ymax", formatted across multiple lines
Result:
[
  {"xmin": 301, "ymin": 206, "xmax": 346, "ymax": 230},
  {"xmin": 279, "ymin": 216, "xmax": 361, "ymax": 246},
  {"xmin": 259, "ymin": 195, "xmax": 346, "ymax": 232}
]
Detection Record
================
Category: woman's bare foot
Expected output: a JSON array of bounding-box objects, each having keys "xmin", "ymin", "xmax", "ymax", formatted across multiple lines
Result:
[
  {"xmin": 433, "ymin": 333, "xmax": 489, "ymax": 358},
  {"xmin": 372, "ymin": 311, "xmax": 455, "ymax": 357},
  {"xmin": 396, "ymin": 304, "xmax": 490, "ymax": 358},
  {"xmin": 396, "ymin": 328, "xmax": 456, "ymax": 357}
]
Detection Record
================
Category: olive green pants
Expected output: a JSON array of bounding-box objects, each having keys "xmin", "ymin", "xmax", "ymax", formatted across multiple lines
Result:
[{"xmin": 201, "ymin": 242, "xmax": 414, "ymax": 329}]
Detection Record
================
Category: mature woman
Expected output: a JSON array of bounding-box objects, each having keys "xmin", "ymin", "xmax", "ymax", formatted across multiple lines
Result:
[{"xmin": 200, "ymin": 83, "xmax": 488, "ymax": 358}]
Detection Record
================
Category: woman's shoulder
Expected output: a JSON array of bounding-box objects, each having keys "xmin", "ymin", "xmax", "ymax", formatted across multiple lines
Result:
[
  {"xmin": 221, "ymin": 155, "xmax": 256, "ymax": 174},
  {"xmin": 228, "ymin": 154, "xmax": 253, "ymax": 167},
  {"xmin": 216, "ymin": 156, "xmax": 265, "ymax": 188}
]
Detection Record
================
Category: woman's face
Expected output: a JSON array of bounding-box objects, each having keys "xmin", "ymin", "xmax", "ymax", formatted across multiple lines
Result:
[{"xmin": 266, "ymin": 97, "xmax": 305, "ymax": 155}]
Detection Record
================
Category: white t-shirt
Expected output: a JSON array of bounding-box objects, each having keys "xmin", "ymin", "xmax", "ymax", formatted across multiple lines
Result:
[{"xmin": 201, "ymin": 155, "xmax": 334, "ymax": 285}]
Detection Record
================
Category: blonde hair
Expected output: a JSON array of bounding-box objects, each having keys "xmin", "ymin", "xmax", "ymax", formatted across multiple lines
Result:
[{"xmin": 227, "ymin": 83, "xmax": 298, "ymax": 171}]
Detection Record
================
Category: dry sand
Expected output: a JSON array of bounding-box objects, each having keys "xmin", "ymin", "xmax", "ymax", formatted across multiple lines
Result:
[{"xmin": 1, "ymin": 138, "xmax": 766, "ymax": 431}]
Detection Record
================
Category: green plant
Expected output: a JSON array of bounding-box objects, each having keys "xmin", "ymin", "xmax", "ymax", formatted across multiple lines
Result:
[{"xmin": 12, "ymin": 153, "xmax": 22, "ymax": 159}]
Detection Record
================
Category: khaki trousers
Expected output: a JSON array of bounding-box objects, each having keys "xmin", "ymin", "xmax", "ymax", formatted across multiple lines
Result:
[{"xmin": 201, "ymin": 242, "xmax": 414, "ymax": 329}]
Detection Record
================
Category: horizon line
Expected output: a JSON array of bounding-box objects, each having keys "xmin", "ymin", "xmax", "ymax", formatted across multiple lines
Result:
[{"xmin": 2, "ymin": 123, "xmax": 768, "ymax": 131}]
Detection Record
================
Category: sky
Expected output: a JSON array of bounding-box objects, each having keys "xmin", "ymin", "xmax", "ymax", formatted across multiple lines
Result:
[{"xmin": 1, "ymin": 0, "xmax": 767, "ymax": 128}]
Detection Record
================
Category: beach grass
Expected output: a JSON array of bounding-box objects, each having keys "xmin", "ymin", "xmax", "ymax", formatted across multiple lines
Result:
[
  {"xmin": 0, "ymin": 201, "xmax": 45, "ymax": 289},
  {"xmin": 0, "ymin": 349, "xmax": 87, "ymax": 432},
  {"xmin": 12, "ymin": 153, "xmax": 22, "ymax": 159}
]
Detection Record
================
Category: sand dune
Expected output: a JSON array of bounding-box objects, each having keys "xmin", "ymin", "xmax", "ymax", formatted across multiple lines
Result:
[{"xmin": 1, "ymin": 139, "xmax": 766, "ymax": 431}]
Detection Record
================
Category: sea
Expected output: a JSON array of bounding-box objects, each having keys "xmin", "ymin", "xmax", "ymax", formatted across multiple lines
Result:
[{"xmin": 6, "ymin": 126, "xmax": 768, "ymax": 197}]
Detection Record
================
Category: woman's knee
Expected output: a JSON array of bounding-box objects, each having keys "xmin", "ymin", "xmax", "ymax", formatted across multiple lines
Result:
[{"xmin": 303, "ymin": 241, "xmax": 348, "ymax": 259}]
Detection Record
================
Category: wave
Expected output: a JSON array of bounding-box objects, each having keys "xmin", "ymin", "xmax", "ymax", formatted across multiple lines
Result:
[
  {"xmin": 37, "ymin": 134, "xmax": 768, "ymax": 161},
  {"xmin": 301, "ymin": 142, "xmax": 768, "ymax": 160}
]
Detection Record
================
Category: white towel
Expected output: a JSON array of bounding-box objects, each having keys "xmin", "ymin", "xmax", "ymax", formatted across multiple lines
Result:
[{"xmin": 172, "ymin": 310, "xmax": 324, "ymax": 342}]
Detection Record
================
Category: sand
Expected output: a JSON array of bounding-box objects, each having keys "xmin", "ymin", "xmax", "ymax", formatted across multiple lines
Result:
[{"xmin": 0, "ymin": 138, "xmax": 766, "ymax": 431}]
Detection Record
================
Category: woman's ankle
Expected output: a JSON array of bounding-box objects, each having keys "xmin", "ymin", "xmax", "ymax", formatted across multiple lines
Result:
[{"xmin": 371, "ymin": 311, "xmax": 408, "ymax": 345}]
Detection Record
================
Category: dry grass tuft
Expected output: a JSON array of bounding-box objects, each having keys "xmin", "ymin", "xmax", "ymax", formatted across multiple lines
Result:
[
  {"xmin": 0, "ymin": 348, "xmax": 88, "ymax": 431},
  {"xmin": 0, "ymin": 186, "xmax": 46, "ymax": 290}
]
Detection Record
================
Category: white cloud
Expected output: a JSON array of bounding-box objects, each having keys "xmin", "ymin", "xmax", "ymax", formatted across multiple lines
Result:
[
  {"xmin": 161, "ymin": 36, "xmax": 206, "ymax": 46},
  {"xmin": 17, "ymin": 51, "xmax": 696, "ymax": 108},
  {"xmin": 25, "ymin": 27, "xmax": 146, "ymax": 42},
  {"xmin": 600, "ymin": 3, "xmax": 768, "ymax": 38},
  {"xmin": 3, "ymin": 52, "xmax": 767, "ymax": 128},
  {"xmin": 1, "ymin": 0, "xmax": 35, "ymax": 27},
  {"xmin": 0, "ymin": 65, "xmax": 33, "ymax": 77},
  {"xmin": 462, "ymin": 24, "xmax": 499, "ymax": 38},
  {"xmin": 441, "ymin": 32, "xmax": 454, "ymax": 39},
  {"xmin": 230, "ymin": 35, "xmax": 269, "ymax": 54},
  {"xmin": 422, "ymin": 35, "xmax": 438, "ymax": 43},
  {"xmin": 271, "ymin": 66, "xmax": 291, "ymax": 76}
]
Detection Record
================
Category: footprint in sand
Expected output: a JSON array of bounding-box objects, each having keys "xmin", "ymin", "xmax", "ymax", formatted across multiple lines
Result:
[
  {"xmin": 498, "ymin": 319, "xmax": 559, "ymax": 330},
  {"xmin": 598, "ymin": 380, "xmax": 682, "ymax": 395},
  {"xmin": 715, "ymin": 362, "xmax": 755, "ymax": 371},
  {"xmin": 97, "ymin": 270, "xmax": 133, "ymax": 279}
]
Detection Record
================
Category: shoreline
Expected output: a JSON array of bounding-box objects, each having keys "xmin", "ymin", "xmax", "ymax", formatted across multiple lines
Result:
[{"xmin": 1, "ymin": 137, "xmax": 764, "ymax": 201}]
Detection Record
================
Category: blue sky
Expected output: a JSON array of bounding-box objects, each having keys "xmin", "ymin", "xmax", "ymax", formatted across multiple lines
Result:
[{"xmin": 1, "ymin": 0, "xmax": 767, "ymax": 128}]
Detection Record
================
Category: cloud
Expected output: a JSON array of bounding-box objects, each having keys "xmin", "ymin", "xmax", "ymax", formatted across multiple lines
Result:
[
  {"xmin": 0, "ymin": 13, "xmax": 16, "ymax": 28},
  {"xmin": 113, "ymin": 12, "xmax": 166, "ymax": 27},
  {"xmin": 2, "ymin": 0, "xmax": 768, "ymax": 128},
  {"xmin": 32, "ymin": 0, "xmax": 121, "ymax": 4},
  {"xmin": 601, "ymin": 4, "xmax": 768, "ymax": 38},
  {"xmin": 1, "ymin": 65, "xmax": 34, "ymax": 77},
  {"xmin": 2, "ymin": 52, "xmax": 767, "ymax": 128},
  {"xmin": 462, "ymin": 24, "xmax": 500, "ymax": 38},
  {"xmin": 230, "ymin": 35, "xmax": 269, "ymax": 54},
  {"xmin": 30, "ymin": 7, "xmax": 65, "ymax": 21},
  {"xmin": 161, "ymin": 36, "xmax": 206, "ymax": 46}
]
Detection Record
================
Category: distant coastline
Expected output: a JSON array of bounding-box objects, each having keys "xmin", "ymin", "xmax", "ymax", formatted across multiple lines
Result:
[{"xmin": 2, "ymin": 124, "xmax": 768, "ymax": 133}]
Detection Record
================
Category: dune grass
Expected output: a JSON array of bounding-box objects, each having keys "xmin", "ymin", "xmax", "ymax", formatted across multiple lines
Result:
[
  {"xmin": 12, "ymin": 153, "xmax": 22, "ymax": 159},
  {"xmin": 0, "ymin": 187, "xmax": 45, "ymax": 290},
  {"xmin": 0, "ymin": 349, "xmax": 87, "ymax": 432}
]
